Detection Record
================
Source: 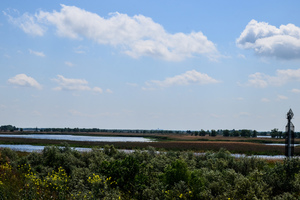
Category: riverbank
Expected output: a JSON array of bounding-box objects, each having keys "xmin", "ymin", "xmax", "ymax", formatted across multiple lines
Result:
[{"xmin": 0, "ymin": 135, "xmax": 298, "ymax": 155}]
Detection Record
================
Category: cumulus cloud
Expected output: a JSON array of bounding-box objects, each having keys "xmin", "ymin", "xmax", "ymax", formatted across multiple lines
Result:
[
  {"xmin": 3, "ymin": 10, "xmax": 46, "ymax": 36},
  {"xmin": 8, "ymin": 74, "xmax": 42, "ymax": 89},
  {"xmin": 106, "ymin": 89, "xmax": 113, "ymax": 93},
  {"xmin": 237, "ymin": 20, "xmax": 300, "ymax": 59},
  {"xmin": 64, "ymin": 61, "xmax": 74, "ymax": 67},
  {"xmin": 261, "ymin": 98, "xmax": 270, "ymax": 102},
  {"xmin": 277, "ymin": 95, "xmax": 288, "ymax": 100},
  {"xmin": 246, "ymin": 68, "xmax": 300, "ymax": 88},
  {"xmin": 145, "ymin": 70, "xmax": 219, "ymax": 89},
  {"xmin": 291, "ymin": 88, "xmax": 300, "ymax": 93},
  {"xmin": 52, "ymin": 75, "xmax": 105, "ymax": 94},
  {"xmin": 92, "ymin": 87, "xmax": 103, "ymax": 93},
  {"xmin": 29, "ymin": 49, "xmax": 45, "ymax": 57},
  {"xmin": 7, "ymin": 5, "xmax": 219, "ymax": 61},
  {"xmin": 53, "ymin": 75, "xmax": 92, "ymax": 91}
]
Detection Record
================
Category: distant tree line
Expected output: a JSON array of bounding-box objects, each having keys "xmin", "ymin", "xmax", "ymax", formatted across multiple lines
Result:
[
  {"xmin": 37, "ymin": 128, "xmax": 258, "ymax": 137},
  {"xmin": 3, "ymin": 125, "xmax": 300, "ymax": 138},
  {"xmin": 270, "ymin": 128, "xmax": 300, "ymax": 139},
  {"xmin": 190, "ymin": 129, "xmax": 258, "ymax": 137},
  {"xmin": 0, "ymin": 125, "xmax": 18, "ymax": 132},
  {"xmin": 39, "ymin": 128, "xmax": 188, "ymax": 134}
]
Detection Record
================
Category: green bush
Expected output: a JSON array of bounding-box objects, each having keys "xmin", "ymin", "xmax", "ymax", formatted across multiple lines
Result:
[{"xmin": 1, "ymin": 145, "xmax": 300, "ymax": 199}]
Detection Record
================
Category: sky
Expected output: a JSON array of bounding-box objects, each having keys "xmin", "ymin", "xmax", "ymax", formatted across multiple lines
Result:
[{"xmin": 1, "ymin": 0, "xmax": 300, "ymax": 131}]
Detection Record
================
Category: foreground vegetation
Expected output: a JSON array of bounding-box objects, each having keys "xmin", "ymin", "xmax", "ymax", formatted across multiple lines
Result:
[{"xmin": 1, "ymin": 144, "xmax": 300, "ymax": 199}]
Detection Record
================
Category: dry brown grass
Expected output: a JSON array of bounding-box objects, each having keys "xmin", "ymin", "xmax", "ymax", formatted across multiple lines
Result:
[{"xmin": 1, "ymin": 131, "xmax": 299, "ymax": 155}]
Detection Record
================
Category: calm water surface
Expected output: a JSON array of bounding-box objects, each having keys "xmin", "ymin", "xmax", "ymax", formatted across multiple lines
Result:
[
  {"xmin": 0, "ymin": 144, "xmax": 290, "ymax": 160},
  {"xmin": 0, "ymin": 134, "xmax": 153, "ymax": 142},
  {"xmin": 265, "ymin": 143, "xmax": 300, "ymax": 146},
  {"xmin": 0, "ymin": 144, "xmax": 90, "ymax": 152}
]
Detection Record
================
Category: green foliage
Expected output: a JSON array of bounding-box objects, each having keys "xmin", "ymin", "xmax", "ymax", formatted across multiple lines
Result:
[
  {"xmin": 252, "ymin": 130, "xmax": 258, "ymax": 137},
  {"xmin": 240, "ymin": 129, "xmax": 251, "ymax": 137},
  {"xmin": 210, "ymin": 129, "xmax": 217, "ymax": 137},
  {"xmin": 163, "ymin": 159, "xmax": 189, "ymax": 187},
  {"xmin": 1, "ymin": 145, "xmax": 300, "ymax": 199},
  {"xmin": 0, "ymin": 125, "xmax": 17, "ymax": 132},
  {"xmin": 0, "ymin": 148, "xmax": 18, "ymax": 165},
  {"xmin": 223, "ymin": 129, "xmax": 230, "ymax": 137}
]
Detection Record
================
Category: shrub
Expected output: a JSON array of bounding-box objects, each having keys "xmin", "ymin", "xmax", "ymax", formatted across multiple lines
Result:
[{"xmin": 163, "ymin": 159, "xmax": 189, "ymax": 187}]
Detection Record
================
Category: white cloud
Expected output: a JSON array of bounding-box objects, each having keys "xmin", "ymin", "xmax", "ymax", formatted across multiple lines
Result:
[
  {"xmin": 53, "ymin": 75, "xmax": 90, "ymax": 91},
  {"xmin": 106, "ymin": 89, "xmax": 113, "ymax": 93},
  {"xmin": 8, "ymin": 74, "xmax": 42, "ymax": 89},
  {"xmin": 234, "ymin": 112, "xmax": 251, "ymax": 118},
  {"xmin": 32, "ymin": 110, "xmax": 42, "ymax": 116},
  {"xmin": 29, "ymin": 49, "xmax": 45, "ymax": 57},
  {"xmin": 4, "ymin": 11, "xmax": 46, "ymax": 36},
  {"xmin": 126, "ymin": 82, "xmax": 138, "ymax": 87},
  {"xmin": 246, "ymin": 68, "xmax": 300, "ymax": 88},
  {"xmin": 291, "ymin": 88, "xmax": 300, "ymax": 93},
  {"xmin": 277, "ymin": 95, "xmax": 288, "ymax": 100},
  {"xmin": 68, "ymin": 109, "xmax": 94, "ymax": 117},
  {"xmin": 261, "ymin": 98, "xmax": 270, "ymax": 102},
  {"xmin": 92, "ymin": 87, "xmax": 103, "ymax": 93},
  {"xmin": 237, "ymin": 19, "xmax": 300, "ymax": 59},
  {"xmin": 53, "ymin": 75, "xmax": 103, "ymax": 93},
  {"xmin": 4, "ymin": 54, "xmax": 11, "ymax": 59},
  {"xmin": 237, "ymin": 54, "xmax": 246, "ymax": 59},
  {"xmin": 9, "ymin": 5, "xmax": 220, "ymax": 61},
  {"xmin": 64, "ymin": 61, "xmax": 74, "ymax": 67},
  {"xmin": 210, "ymin": 114, "xmax": 224, "ymax": 118},
  {"xmin": 74, "ymin": 45, "xmax": 88, "ymax": 54},
  {"xmin": 146, "ymin": 70, "xmax": 219, "ymax": 88}
]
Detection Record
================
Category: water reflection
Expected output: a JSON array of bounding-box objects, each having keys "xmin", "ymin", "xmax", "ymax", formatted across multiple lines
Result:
[
  {"xmin": 0, "ymin": 144, "xmax": 91, "ymax": 152},
  {"xmin": 0, "ymin": 134, "xmax": 153, "ymax": 142},
  {"xmin": 265, "ymin": 143, "xmax": 300, "ymax": 146},
  {"xmin": 0, "ymin": 144, "xmax": 291, "ymax": 160}
]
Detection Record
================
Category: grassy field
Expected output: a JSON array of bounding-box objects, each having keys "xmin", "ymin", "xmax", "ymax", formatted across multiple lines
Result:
[{"xmin": 0, "ymin": 132, "xmax": 299, "ymax": 155}]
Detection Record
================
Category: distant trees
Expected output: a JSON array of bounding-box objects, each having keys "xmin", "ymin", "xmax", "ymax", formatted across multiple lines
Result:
[
  {"xmin": 240, "ymin": 129, "xmax": 251, "ymax": 137},
  {"xmin": 190, "ymin": 129, "xmax": 258, "ymax": 138},
  {"xmin": 1, "ymin": 125, "xmax": 271, "ymax": 139},
  {"xmin": 210, "ymin": 130, "xmax": 217, "ymax": 137},
  {"xmin": 199, "ymin": 129, "xmax": 207, "ymax": 136},
  {"xmin": 252, "ymin": 130, "xmax": 257, "ymax": 138},
  {"xmin": 232, "ymin": 130, "xmax": 240, "ymax": 137},
  {"xmin": 270, "ymin": 128, "xmax": 283, "ymax": 139},
  {"xmin": 0, "ymin": 125, "xmax": 17, "ymax": 132},
  {"xmin": 223, "ymin": 129, "xmax": 230, "ymax": 137}
]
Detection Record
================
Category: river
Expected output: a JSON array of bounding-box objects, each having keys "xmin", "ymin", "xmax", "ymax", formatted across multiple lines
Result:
[
  {"xmin": 0, "ymin": 144, "xmax": 291, "ymax": 160},
  {"xmin": 0, "ymin": 134, "xmax": 153, "ymax": 142}
]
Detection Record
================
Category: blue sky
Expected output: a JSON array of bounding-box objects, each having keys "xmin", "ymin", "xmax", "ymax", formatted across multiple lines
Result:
[{"xmin": 1, "ymin": 1, "xmax": 300, "ymax": 131}]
